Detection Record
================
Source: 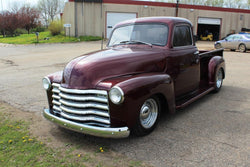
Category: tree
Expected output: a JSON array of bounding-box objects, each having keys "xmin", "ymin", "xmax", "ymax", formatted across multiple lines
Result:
[
  {"xmin": 38, "ymin": 0, "xmax": 65, "ymax": 27},
  {"xmin": 0, "ymin": 13, "xmax": 4, "ymax": 36},
  {"xmin": 221, "ymin": 0, "xmax": 244, "ymax": 8},
  {"xmin": 150, "ymin": 0, "xmax": 249, "ymax": 8},
  {"xmin": 204, "ymin": 0, "xmax": 224, "ymax": 7},
  {"xmin": 0, "ymin": 11, "xmax": 20, "ymax": 36},
  {"xmin": 181, "ymin": 0, "xmax": 205, "ymax": 5},
  {"xmin": 19, "ymin": 6, "xmax": 40, "ymax": 34}
]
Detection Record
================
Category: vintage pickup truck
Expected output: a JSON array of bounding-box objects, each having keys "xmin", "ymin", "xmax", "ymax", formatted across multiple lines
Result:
[{"xmin": 42, "ymin": 17, "xmax": 225, "ymax": 138}]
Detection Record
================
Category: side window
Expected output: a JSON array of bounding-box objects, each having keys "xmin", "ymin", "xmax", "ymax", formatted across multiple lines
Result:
[
  {"xmin": 173, "ymin": 25, "xmax": 192, "ymax": 47},
  {"xmin": 225, "ymin": 36, "xmax": 234, "ymax": 40},
  {"xmin": 233, "ymin": 35, "xmax": 242, "ymax": 40}
]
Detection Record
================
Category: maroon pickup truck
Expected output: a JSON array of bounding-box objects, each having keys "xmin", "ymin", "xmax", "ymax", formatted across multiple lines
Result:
[{"xmin": 42, "ymin": 17, "xmax": 225, "ymax": 138}]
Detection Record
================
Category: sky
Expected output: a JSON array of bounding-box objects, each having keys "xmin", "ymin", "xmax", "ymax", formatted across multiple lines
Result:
[
  {"xmin": 0, "ymin": 0, "xmax": 68, "ymax": 12},
  {"xmin": 0, "ymin": 0, "xmax": 39, "ymax": 11}
]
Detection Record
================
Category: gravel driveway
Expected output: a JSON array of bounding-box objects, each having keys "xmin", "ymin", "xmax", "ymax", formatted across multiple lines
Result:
[{"xmin": 0, "ymin": 41, "xmax": 249, "ymax": 167}]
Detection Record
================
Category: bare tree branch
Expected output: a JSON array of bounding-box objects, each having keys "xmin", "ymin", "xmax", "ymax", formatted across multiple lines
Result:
[{"xmin": 38, "ymin": 0, "xmax": 65, "ymax": 27}]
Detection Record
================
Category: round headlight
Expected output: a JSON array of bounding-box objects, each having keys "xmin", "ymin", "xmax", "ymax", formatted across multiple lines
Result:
[
  {"xmin": 42, "ymin": 77, "xmax": 51, "ymax": 90},
  {"xmin": 109, "ymin": 86, "xmax": 124, "ymax": 104}
]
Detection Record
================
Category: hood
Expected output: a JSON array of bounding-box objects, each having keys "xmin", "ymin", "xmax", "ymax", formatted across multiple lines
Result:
[{"xmin": 61, "ymin": 46, "xmax": 166, "ymax": 89}]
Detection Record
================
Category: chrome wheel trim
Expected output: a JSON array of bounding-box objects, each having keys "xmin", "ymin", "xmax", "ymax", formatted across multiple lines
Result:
[
  {"xmin": 239, "ymin": 44, "xmax": 246, "ymax": 52},
  {"xmin": 140, "ymin": 98, "xmax": 158, "ymax": 129},
  {"xmin": 216, "ymin": 69, "xmax": 223, "ymax": 88},
  {"xmin": 215, "ymin": 43, "xmax": 221, "ymax": 49}
]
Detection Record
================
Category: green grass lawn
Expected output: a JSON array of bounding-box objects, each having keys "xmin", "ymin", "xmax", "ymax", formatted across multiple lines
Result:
[
  {"xmin": 0, "ymin": 105, "xmax": 145, "ymax": 167},
  {"xmin": 0, "ymin": 112, "xmax": 85, "ymax": 167},
  {"xmin": 0, "ymin": 32, "xmax": 102, "ymax": 44}
]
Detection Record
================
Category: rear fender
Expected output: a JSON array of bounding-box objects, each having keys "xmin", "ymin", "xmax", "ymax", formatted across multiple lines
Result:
[{"xmin": 208, "ymin": 56, "xmax": 225, "ymax": 86}]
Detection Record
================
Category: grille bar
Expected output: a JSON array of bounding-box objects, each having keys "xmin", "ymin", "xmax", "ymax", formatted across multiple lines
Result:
[
  {"xmin": 52, "ymin": 94, "xmax": 60, "ymax": 100},
  {"xmin": 60, "ymin": 112, "xmax": 110, "ymax": 124},
  {"xmin": 52, "ymin": 100, "xmax": 61, "ymax": 106},
  {"xmin": 51, "ymin": 83, "xmax": 110, "ymax": 126},
  {"xmin": 59, "ymin": 92, "xmax": 108, "ymax": 103},
  {"xmin": 59, "ymin": 99, "xmax": 109, "ymax": 110},
  {"xmin": 59, "ymin": 86, "xmax": 107, "ymax": 95},
  {"xmin": 60, "ymin": 105, "xmax": 109, "ymax": 117},
  {"xmin": 53, "ymin": 105, "xmax": 61, "ymax": 112},
  {"xmin": 52, "ymin": 87, "xmax": 60, "ymax": 94}
]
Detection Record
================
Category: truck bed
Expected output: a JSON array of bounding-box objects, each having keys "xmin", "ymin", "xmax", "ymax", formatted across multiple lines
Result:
[{"xmin": 176, "ymin": 48, "xmax": 224, "ymax": 109}]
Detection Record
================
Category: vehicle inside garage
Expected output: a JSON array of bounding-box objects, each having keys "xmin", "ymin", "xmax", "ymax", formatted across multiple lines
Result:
[{"xmin": 198, "ymin": 24, "xmax": 220, "ymax": 41}]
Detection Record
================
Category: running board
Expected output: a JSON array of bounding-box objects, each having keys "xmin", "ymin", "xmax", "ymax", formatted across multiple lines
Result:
[{"xmin": 176, "ymin": 87, "xmax": 214, "ymax": 109}]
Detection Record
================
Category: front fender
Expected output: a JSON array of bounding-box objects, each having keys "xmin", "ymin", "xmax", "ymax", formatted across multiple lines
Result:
[
  {"xmin": 208, "ymin": 56, "xmax": 225, "ymax": 86},
  {"xmin": 102, "ymin": 73, "xmax": 175, "ymax": 129}
]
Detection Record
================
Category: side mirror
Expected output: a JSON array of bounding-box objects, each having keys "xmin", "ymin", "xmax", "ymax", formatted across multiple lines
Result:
[{"xmin": 225, "ymin": 39, "xmax": 228, "ymax": 41}]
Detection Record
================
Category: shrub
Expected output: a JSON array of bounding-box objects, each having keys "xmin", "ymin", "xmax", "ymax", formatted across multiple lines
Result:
[
  {"xmin": 32, "ymin": 26, "xmax": 46, "ymax": 33},
  {"xmin": 79, "ymin": 36, "xmax": 102, "ymax": 41},
  {"xmin": 15, "ymin": 28, "xmax": 28, "ymax": 35},
  {"xmin": 48, "ymin": 20, "xmax": 63, "ymax": 36}
]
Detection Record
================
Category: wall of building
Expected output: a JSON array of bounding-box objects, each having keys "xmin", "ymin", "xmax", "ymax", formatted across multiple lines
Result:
[
  {"xmin": 64, "ymin": 1, "xmax": 250, "ymax": 39},
  {"xmin": 63, "ymin": 2, "xmax": 76, "ymax": 36}
]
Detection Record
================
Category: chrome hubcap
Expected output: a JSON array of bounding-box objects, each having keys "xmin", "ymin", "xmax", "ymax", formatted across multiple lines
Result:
[
  {"xmin": 216, "ymin": 69, "xmax": 223, "ymax": 88},
  {"xmin": 140, "ymin": 98, "xmax": 158, "ymax": 129},
  {"xmin": 216, "ymin": 44, "xmax": 221, "ymax": 49},
  {"xmin": 239, "ymin": 45, "xmax": 245, "ymax": 52}
]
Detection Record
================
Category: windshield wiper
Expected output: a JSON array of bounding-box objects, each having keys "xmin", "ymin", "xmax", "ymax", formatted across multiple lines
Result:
[{"xmin": 119, "ymin": 40, "xmax": 152, "ymax": 47}]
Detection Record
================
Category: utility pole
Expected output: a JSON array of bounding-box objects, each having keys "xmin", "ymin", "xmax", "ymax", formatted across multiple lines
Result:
[{"xmin": 176, "ymin": 0, "xmax": 179, "ymax": 17}]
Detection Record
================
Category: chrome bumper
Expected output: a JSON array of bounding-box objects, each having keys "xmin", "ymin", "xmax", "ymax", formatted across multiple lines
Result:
[{"xmin": 43, "ymin": 109, "xmax": 130, "ymax": 138}]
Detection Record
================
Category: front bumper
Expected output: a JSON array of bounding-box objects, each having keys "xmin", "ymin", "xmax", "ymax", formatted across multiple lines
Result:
[{"xmin": 43, "ymin": 109, "xmax": 130, "ymax": 138}]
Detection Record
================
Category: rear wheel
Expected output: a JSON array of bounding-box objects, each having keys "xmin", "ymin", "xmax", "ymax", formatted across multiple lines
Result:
[
  {"xmin": 239, "ymin": 44, "xmax": 246, "ymax": 52},
  {"xmin": 133, "ymin": 96, "xmax": 161, "ymax": 136},
  {"xmin": 213, "ymin": 68, "xmax": 223, "ymax": 93}
]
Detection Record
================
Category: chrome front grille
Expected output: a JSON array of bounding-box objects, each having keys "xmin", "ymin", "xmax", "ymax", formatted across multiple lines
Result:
[{"xmin": 51, "ymin": 83, "xmax": 110, "ymax": 127}]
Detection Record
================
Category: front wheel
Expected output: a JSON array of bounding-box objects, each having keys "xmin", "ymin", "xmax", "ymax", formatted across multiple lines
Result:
[
  {"xmin": 133, "ymin": 96, "xmax": 161, "ymax": 136},
  {"xmin": 213, "ymin": 68, "xmax": 223, "ymax": 93},
  {"xmin": 215, "ymin": 43, "xmax": 222, "ymax": 49}
]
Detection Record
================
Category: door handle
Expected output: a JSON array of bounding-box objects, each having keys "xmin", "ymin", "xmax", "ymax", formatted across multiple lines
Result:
[
  {"xmin": 193, "ymin": 51, "xmax": 199, "ymax": 64},
  {"xmin": 194, "ymin": 51, "xmax": 199, "ymax": 55}
]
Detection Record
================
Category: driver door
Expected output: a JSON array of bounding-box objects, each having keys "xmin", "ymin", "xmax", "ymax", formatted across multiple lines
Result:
[{"xmin": 168, "ymin": 25, "xmax": 200, "ymax": 97}]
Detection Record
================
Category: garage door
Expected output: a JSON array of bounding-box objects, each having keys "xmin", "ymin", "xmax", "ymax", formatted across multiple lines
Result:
[
  {"xmin": 198, "ymin": 17, "xmax": 221, "ymax": 25},
  {"xmin": 106, "ymin": 12, "xmax": 137, "ymax": 38}
]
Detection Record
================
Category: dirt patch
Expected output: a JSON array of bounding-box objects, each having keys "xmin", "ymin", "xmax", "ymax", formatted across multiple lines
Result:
[{"xmin": 0, "ymin": 59, "xmax": 18, "ymax": 66}]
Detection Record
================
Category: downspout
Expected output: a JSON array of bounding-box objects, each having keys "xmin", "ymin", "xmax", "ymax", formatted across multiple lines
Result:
[
  {"xmin": 101, "ymin": 0, "xmax": 104, "ymax": 50},
  {"xmin": 75, "ymin": 0, "xmax": 78, "ymax": 37}
]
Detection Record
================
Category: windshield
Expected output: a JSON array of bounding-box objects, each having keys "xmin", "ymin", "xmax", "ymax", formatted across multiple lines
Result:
[{"xmin": 108, "ymin": 23, "xmax": 168, "ymax": 47}]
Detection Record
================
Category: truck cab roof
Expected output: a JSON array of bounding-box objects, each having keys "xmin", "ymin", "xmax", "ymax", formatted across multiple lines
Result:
[{"xmin": 115, "ymin": 17, "xmax": 193, "ymax": 28}]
